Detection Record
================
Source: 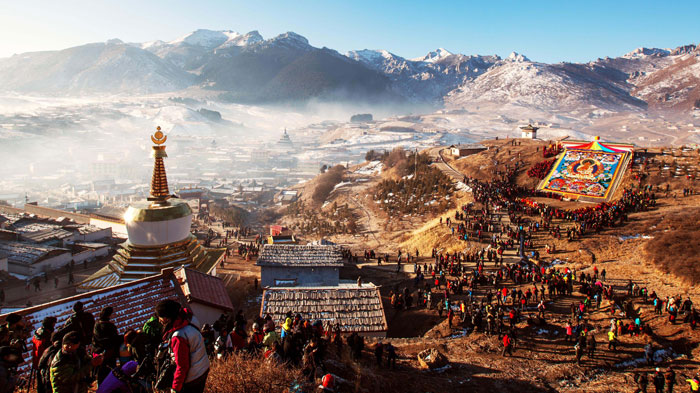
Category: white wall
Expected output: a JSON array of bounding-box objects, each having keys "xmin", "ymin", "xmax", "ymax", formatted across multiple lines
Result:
[
  {"xmin": 189, "ymin": 302, "xmax": 228, "ymax": 327},
  {"xmin": 77, "ymin": 227, "xmax": 112, "ymax": 242},
  {"xmin": 90, "ymin": 218, "xmax": 127, "ymax": 238},
  {"xmin": 71, "ymin": 246, "xmax": 109, "ymax": 264},
  {"xmin": 126, "ymin": 215, "xmax": 192, "ymax": 246},
  {"xmin": 32, "ymin": 252, "xmax": 73, "ymax": 272}
]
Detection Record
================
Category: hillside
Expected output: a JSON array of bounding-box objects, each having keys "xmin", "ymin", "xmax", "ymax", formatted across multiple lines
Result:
[{"xmin": 260, "ymin": 139, "xmax": 700, "ymax": 393}]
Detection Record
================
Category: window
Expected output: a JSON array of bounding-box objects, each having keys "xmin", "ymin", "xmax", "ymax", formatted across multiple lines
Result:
[{"xmin": 274, "ymin": 279, "xmax": 297, "ymax": 286}]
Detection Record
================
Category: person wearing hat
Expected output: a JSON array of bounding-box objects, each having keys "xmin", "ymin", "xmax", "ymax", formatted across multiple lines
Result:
[
  {"xmin": 155, "ymin": 299, "xmax": 209, "ymax": 393},
  {"xmin": 50, "ymin": 331, "xmax": 103, "ymax": 393},
  {"xmin": 56, "ymin": 302, "xmax": 95, "ymax": 347},
  {"xmin": 248, "ymin": 323, "xmax": 264, "ymax": 352},
  {"xmin": 92, "ymin": 307, "xmax": 120, "ymax": 385},
  {"xmin": 686, "ymin": 373, "xmax": 700, "ymax": 392},
  {"xmin": 262, "ymin": 323, "xmax": 280, "ymax": 352},
  {"xmin": 0, "ymin": 346, "xmax": 24, "ymax": 393},
  {"xmin": 318, "ymin": 373, "xmax": 335, "ymax": 393},
  {"xmin": 281, "ymin": 318, "xmax": 293, "ymax": 340},
  {"xmin": 653, "ymin": 368, "xmax": 665, "ymax": 393}
]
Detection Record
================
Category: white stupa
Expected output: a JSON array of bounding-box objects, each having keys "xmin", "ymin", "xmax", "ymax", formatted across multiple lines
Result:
[{"xmin": 80, "ymin": 128, "xmax": 224, "ymax": 291}]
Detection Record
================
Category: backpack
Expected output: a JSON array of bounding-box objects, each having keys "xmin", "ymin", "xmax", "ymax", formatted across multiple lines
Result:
[{"xmin": 154, "ymin": 339, "xmax": 177, "ymax": 391}]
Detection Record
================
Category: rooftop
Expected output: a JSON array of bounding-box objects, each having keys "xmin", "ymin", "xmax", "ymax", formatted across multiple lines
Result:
[
  {"xmin": 0, "ymin": 241, "xmax": 69, "ymax": 265},
  {"xmin": 255, "ymin": 244, "xmax": 344, "ymax": 267},
  {"xmin": 260, "ymin": 284, "xmax": 387, "ymax": 333},
  {"xmin": 174, "ymin": 267, "xmax": 233, "ymax": 311},
  {"xmin": 0, "ymin": 270, "xmax": 184, "ymax": 374}
]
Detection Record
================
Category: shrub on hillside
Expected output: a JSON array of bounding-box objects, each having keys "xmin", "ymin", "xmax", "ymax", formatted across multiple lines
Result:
[
  {"xmin": 312, "ymin": 165, "xmax": 345, "ymax": 205},
  {"xmin": 373, "ymin": 159, "xmax": 454, "ymax": 215},
  {"xmin": 380, "ymin": 147, "xmax": 432, "ymax": 177},
  {"xmin": 210, "ymin": 203, "xmax": 250, "ymax": 227}
]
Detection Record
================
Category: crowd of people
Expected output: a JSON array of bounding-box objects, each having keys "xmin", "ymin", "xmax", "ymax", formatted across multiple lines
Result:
[
  {"xmin": 0, "ymin": 300, "xmax": 213, "ymax": 393},
  {"xmin": 0, "ymin": 297, "xmax": 407, "ymax": 393},
  {"xmin": 527, "ymin": 159, "xmax": 556, "ymax": 179}
]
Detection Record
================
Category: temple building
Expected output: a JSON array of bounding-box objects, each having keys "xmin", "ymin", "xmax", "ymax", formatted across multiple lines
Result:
[
  {"xmin": 80, "ymin": 128, "xmax": 225, "ymax": 291},
  {"xmin": 520, "ymin": 124, "xmax": 539, "ymax": 139},
  {"xmin": 275, "ymin": 128, "xmax": 294, "ymax": 153},
  {"xmin": 258, "ymin": 244, "xmax": 388, "ymax": 337}
]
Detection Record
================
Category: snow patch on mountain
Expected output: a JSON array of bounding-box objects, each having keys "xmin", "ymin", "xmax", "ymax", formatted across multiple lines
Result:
[
  {"xmin": 446, "ymin": 59, "xmax": 645, "ymax": 111},
  {"xmin": 506, "ymin": 52, "xmax": 530, "ymax": 62},
  {"xmin": 411, "ymin": 48, "xmax": 454, "ymax": 63},
  {"xmin": 622, "ymin": 47, "xmax": 671, "ymax": 59},
  {"xmin": 170, "ymin": 29, "xmax": 234, "ymax": 48}
]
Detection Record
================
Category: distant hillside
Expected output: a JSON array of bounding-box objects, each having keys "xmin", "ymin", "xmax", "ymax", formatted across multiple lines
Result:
[{"xmin": 0, "ymin": 40, "xmax": 194, "ymax": 93}]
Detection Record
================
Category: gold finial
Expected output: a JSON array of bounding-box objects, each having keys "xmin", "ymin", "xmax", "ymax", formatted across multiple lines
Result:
[{"xmin": 151, "ymin": 126, "xmax": 167, "ymax": 145}]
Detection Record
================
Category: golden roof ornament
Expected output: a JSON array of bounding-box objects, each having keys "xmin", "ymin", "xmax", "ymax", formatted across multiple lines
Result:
[{"xmin": 148, "ymin": 126, "xmax": 171, "ymax": 204}]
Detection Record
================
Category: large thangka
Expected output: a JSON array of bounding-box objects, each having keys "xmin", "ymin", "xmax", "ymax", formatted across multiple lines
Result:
[{"xmin": 539, "ymin": 137, "xmax": 634, "ymax": 202}]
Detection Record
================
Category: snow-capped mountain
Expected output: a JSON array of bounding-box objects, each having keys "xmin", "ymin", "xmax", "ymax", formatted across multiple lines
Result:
[
  {"xmin": 446, "ymin": 57, "xmax": 646, "ymax": 111},
  {"xmin": 410, "ymin": 48, "xmax": 453, "ymax": 63},
  {"xmin": 347, "ymin": 48, "xmax": 500, "ymax": 102},
  {"xmin": 141, "ymin": 29, "xmax": 264, "ymax": 70},
  {"xmin": 0, "ymin": 28, "xmax": 696, "ymax": 112},
  {"xmin": 197, "ymin": 32, "xmax": 395, "ymax": 103},
  {"xmin": 632, "ymin": 45, "xmax": 700, "ymax": 111}
]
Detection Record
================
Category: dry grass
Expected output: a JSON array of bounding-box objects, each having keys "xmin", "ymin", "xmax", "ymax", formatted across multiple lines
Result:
[
  {"xmin": 205, "ymin": 352, "xmax": 311, "ymax": 393},
  {"xmin": 644, "ymin": 207, "xmax": 700, "ymax": 284}
]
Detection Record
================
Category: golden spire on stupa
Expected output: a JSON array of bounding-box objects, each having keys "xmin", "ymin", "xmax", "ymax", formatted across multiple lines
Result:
[{"xmin": 148, "ymin": 126, "xmax": 170, "ymax": 204}]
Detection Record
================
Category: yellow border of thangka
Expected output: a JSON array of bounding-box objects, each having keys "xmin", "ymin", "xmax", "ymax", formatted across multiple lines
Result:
[{"xmin": 537, "ymin": 149, "xmax": 630, "ymax": 201}]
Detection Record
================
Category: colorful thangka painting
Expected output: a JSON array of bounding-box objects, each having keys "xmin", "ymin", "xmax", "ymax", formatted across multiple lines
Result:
[{"xmin": 540, "ymin": 149, "xmax": 625, "ymax": 199}]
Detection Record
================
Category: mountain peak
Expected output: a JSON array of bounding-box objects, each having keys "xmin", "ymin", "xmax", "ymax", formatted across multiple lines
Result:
[
  {"xmin": 412, "ymin": 48, "xmax": 453, "ymax": 63},
  {"xmin": 622, "ymin": 47, "xmax": 671, "ymax": 59},
  {"xmin": 346, "ymin": 49, "xmax": 399, "ymax": 63},
  {"xmin": 105, "ymin": 38, "xmax": 124, "ymax": 45},
  {"xmin": 669, "ymin": 44, "xmax": 698, "ymax": 56},
  {"xmin": 218, "ymin": 30, "xmax": 264, "ymax": 48},
  {"xmin": 171, "ymin": 29, "xmax": 232, "ymax": 48},
  {"xmin": 270, "ymin": 32, "xmax": 309, "ymax": 46},
  {"xmin": 506, "ymin": 52, "xmax": 529, "ymax": 62}
]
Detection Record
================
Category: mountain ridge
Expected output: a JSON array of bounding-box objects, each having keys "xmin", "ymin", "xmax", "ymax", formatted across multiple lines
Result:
[{"xmin": 0, "ymin": 29, "xmax": 696, "ymax": 112}]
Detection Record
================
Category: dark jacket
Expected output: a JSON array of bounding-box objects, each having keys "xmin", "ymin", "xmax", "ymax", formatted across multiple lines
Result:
[
  {"xmin": 0, "ymin": 359, "xmax": 18, "ymax": 393},
  {"xmin": 57, "ymin": 311, "xmax": 95, "ymax": 347},
  {"xmin": 93, "ymin": 320, "xmax": 119, "ymax": 353},
  {"xmin": 37, "ymin": 343, "xmax": 61, "ymax": 393},
  {"xmin": 50, "ymin": 349, "xmax": 93, "ymax": 393}
]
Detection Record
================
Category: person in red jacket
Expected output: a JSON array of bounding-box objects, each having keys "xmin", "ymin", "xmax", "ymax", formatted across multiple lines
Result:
[
  {"xmin": 156, "ymin": 300, "xmax": 210, "ymax": 393},
  {"xmin": 502, "ymin": 333, "xmax": 513, "ymax": 357},
  {"xmin": 31, "ymin": 316, "xmax": 57, "ymax": 393},
  {"xmin": 229, "ymin": 324, "xmax": 247, "ymax": 351},
  {"xmin": 31, "ymin": 317, "xmax": 57, "ymax": 368}
]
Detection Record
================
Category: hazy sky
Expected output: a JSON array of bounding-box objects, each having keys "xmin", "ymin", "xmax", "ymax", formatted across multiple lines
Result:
[{"xmin": 1, "ymin": 0, "xmax": 698, "ymax": 63}]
